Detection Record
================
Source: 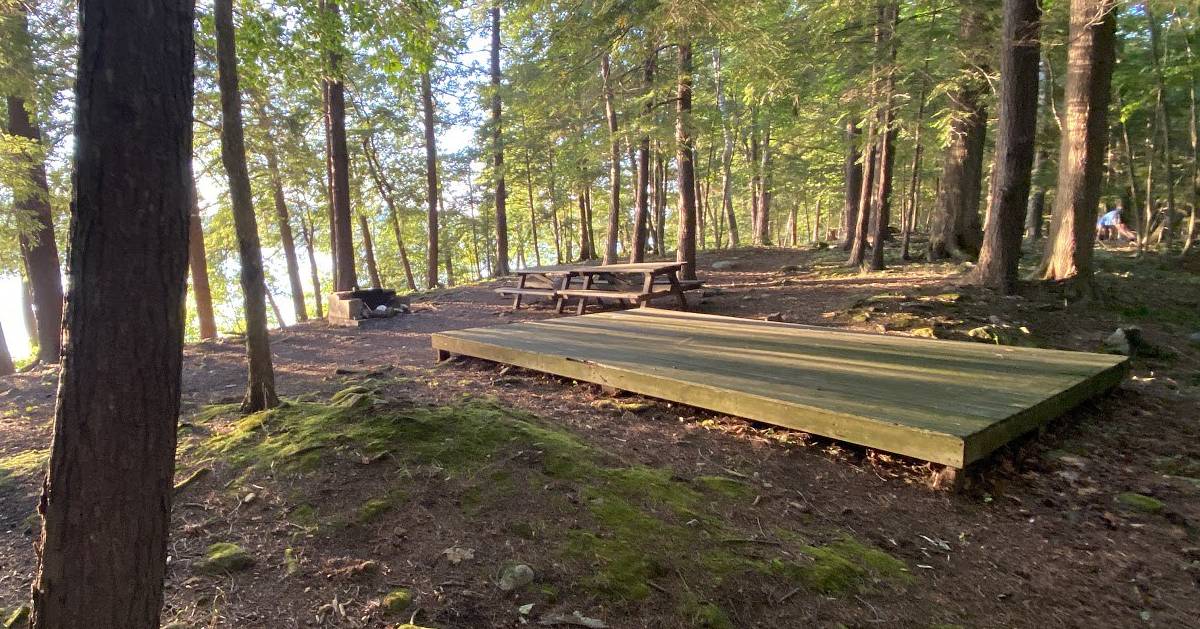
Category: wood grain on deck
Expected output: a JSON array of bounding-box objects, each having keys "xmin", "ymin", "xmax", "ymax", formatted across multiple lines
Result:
[{"xmin": 431, "ymin": 309, "xmax": 1128, "ymax": 467}]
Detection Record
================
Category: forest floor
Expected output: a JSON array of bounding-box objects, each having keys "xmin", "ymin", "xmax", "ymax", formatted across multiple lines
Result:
[{"xmin": 1, "ymin": 243, "xmax": 1199, "ymax": 628}]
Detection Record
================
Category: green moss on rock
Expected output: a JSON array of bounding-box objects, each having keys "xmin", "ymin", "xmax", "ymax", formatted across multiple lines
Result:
[
  {"xmin": 1116, "ymin": 492, "xmax": 1165, "ymax": 514},
  {"xmin": 381, "ymin": 588, "xmax": 413, "ymax": 613},
  {"xmin": 194, "ymin": 542, "xmax": 255, "ymax": 574}
]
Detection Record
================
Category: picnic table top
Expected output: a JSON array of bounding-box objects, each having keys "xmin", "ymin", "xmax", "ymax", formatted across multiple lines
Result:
[{"xmin": 516, "ymin": 261, "xmax": 683, "ymax": 275}]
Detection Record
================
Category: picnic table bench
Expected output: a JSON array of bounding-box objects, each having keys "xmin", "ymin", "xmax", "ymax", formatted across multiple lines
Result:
[{"xmin": 495, "ymin": 261, "xmax": 702, "ymax": 315}]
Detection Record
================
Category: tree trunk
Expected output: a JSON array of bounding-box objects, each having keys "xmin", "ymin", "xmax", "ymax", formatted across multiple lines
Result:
[
  {"xmin": 849, "ymin": 123, "xmax": 877, "ymax": 267},
  {"xmin": 363, "ymin": 137, "xmax": 418, "ymax": 290},
  {"xmin": 631, "ymin": 43, "xmax": 656, "ymax": 262},
  {"xmin": 929, "ymin": 2, "xmax": 990, "ymax": 260},
  {"xmin": 322, "ymin": 83, "xmax": 338, "ymax": 285},
  {"xmin": 490, "ymin": 2, "xmax": 509, "ymax": 276},
  {"xmin": 656, "ymin": 153, "xmax": 669, "ymax": 254},
  {"xmin": 1026, "ymin": 55, "xmax": 1056, "ymax": 240},
  {"xmin": 255, "ymin": 100, "xmax": 308, "ymax": 321},
  {"xmin": 265, "ymin": 283, "xmax": 286, "ymax": 328},
  {"xmin": 676, "ymin": 41, "xmax": 698, "ymax": 281},
  {"xmin": 0, "ymin": 321, "xmax": 13, "ymax": 375},
  {"xmin": 299, "ymin": 213, "xmax": 324, "ymax": 317},
  {"xmin": 841, "ymin": 121, "xmax": 863, "ymax": 250},
  {"xmin": 600, "ymin": 53, "xmax": 622, "ymax": 263},
  {"xmin": 866, "ymin": 3, "xmax": 900, "ymax": 272},
  {"xmin": 324, "ymin": 1, "xmax": 356, "ymax": 292},
  {"xmin": 21, "ymin": 278, "xmax": 37, "ymax": 345},
  {"xmin": 973, "ymin": 0, "xmax": 1042, "ymax": 292},
  {"xmin": 214, "ymin": 0, "xmax": 279, "ymax": 413},
  {"xmin": 1036, "ymin": 0, "xmax": 1117, "ymax": 295},
  {"xmin": 30, "ymin": 0, "xmax": 193, "ymax": 625},
  {"xmin": 6, "ymin": 93, "xmax": 63, "ymax": 364},
  {"xmin": 548, "ymin": 151, "xmax": 564, "ymax": 263},
  {"xmin": 188, "ymin": 189, "xmax": 218, "ymax": 340},
  {"xmin": 756, "ymin": 124, "xmax": 773, "ymax": 246},
  {"xmin": 1146, "ymin": 2, "xmax": 1177, "ymax": 249},
  {"xmin": 523, "ymin": 138, "xmax": 542, "ymax": 266},
  {"xmin": 715, "ymin": 52, "xmax": 739, "ymax": 249},
  {"xmin": 1185, "ymin": 30, "xmax": 1200, "ymax": 257},
  {"xmin": 358, "ymin": 214, "xmax": 383, "ymax": 289},
  {"xmin": 422, "ymin": 71, "xmax": 440, "ymax": 288}
]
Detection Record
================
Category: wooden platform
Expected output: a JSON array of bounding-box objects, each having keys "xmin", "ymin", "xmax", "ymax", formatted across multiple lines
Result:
[{"xmin": 431, "ymin": 309, "xmax": 1128, "ymax": 468}]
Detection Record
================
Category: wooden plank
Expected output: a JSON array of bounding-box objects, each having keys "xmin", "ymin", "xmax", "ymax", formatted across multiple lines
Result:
[
  {"xmin": 574, "ymin": 262, "xmax": 683, "ymax": 273},
  {"xmin": 431, "ymin": 309, "xmax": 1127, "ymax": 468}
]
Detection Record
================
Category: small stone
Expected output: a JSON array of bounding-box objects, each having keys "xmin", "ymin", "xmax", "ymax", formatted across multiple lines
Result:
[
  {"xmin": 1103, "ymin": 326, "xmax": 1142, "ymax": 356},
  {"xmin": 498, "ymin": 563, "xmax": 535, "ymax": 592},
  {"xmin": 1188, "ymin": 331, "xmax": 1200, "ymax": 346},
  {"xmin": 910, "ymin": 327, "xmax": 938, "ymax": 339},
  {"xmin": 442, "ymin": 546, "xmax": 475, "ymax": 564},
  {"xmin": 242, "ymin": 492, "xmax": 257, "ymax": 504},
  {"xmin": 764, "ymin": 312, "xmax": 784, "ymax": 322}
]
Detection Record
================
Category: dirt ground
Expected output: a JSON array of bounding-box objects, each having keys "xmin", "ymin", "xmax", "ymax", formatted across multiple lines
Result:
[{"xmin": 1, "ymin": 245, "xmax": 1198, "ymax": 628}]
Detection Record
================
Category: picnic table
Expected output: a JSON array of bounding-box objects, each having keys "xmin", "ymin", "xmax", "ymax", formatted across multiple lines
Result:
[{"xmin": 495, "ymin": 261, "xmax": 702, "ymax": 315}]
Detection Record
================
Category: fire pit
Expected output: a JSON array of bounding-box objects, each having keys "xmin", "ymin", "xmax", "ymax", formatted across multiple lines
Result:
[{"xmin": 327, "ymin": 288, "xmax": 410, "ymax": 327}]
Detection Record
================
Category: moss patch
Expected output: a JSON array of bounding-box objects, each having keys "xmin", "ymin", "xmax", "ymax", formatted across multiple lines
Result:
[
  {"xmin": 695, "ymin": 475, "xmax": 754, "ymax": 498},
  {"xmin": 1116, "ymin": 492, "xmax": 1165, "ymax": 514},
  {"xmin": 770, "ymin": 537, "xmax": 911, "ymax": 595},
  {"xmin": 0, "ymin": 449, "xmax": 49, "ymax": 489},
  {"xmin": 381, "ymin": 588, "xmax": 413, "ymax": 613},
  {"xmin": 194, "ymin": 542, "xmax": 255, "ymax": 574}
]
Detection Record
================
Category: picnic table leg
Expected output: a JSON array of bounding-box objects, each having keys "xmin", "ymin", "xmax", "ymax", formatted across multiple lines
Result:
[
  {"xmin": 575, "ymin": 274, "xmax": 593, "ymax": 315},
  {"xmin": 638, "ymin": 273, "xmax": 654, "ymax": 309},
  {"xmin": 512, "ymin": 274, "xmax": 527, "ymax": 310},
  {"xmin": 668, "ymin": 273, "xmax": 688, "ymax": 310},
  {"xmin": 554, "ymin": 274, "xmax": 570, "ymax": 313}
]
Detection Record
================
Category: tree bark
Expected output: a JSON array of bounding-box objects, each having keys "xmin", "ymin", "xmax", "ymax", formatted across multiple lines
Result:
[
  {"xmin": 714, "ymin": 52, "xmax": 739, "ymax": 249},
  {"xmin": 841, "ymin": 121, "xmax": 863, "ymax": 250},
  {"xmin": 254, "ymin": 100, "xmax": 308, "ymax": 321},
  {"xmin": 676, "ymin": 41, "xmax": 698, "ymax": 280},
  {"xmin": 422, "ymin": 70, "xmax": 440, "ymax": 288},
  {"xmin": 1036, "ymin": 0, "xmax": 1117, "ymax": 295},
  {"xmin": 322, "ymin": 3, "xmax": 356, "ymax": 291},
  {"xmin": 188, "ymin": 188, "xmax": 218, "ymax": 340},
  {"xmin": 1184, "ymin": 30, "xmax": 1200, "ymax": 257},
  {"xmin": 631, "ymin": 43, "xmax": 656, "ymax": 263},
  {"xmin": 755, "ymin": 124, "xmax": 773, "ymax": 245},
  {"xmin": 21, "ymin": 277, "xmax": 37, "ymax": 345},
  {"xmin": 214, "ymin": 0, "xmax": 279, "ymax": 413},
  {"xmin": 600, "ymin": 53, "xmax": 622, "ymax": 263},
  {"xmin": 0, "ymin": 321, "xmax": 13, "ymax": 375},
  {"xmin": 31, "ymin": 0, "xmax": 193, "ymax": 625},
  {"xmin": 490, "ymin": 2, "xmax": 509, "ymax": 275},
  {"xmin": 363, "ymin": 136, "xmax": 417, "ymax": 289},
  {"xmin": 929, "ymin": 1, "xmax": 990, "ymax": 260},
  {"xmin": 849, "ymin": 123, "xmax": 877, "ymax": 267},
  {"xmin": 1146, "ymin": 2, "xmax": 1177, "ymax": 249},
  {"xmin": 866, "ymin": 3, "xmax": 900, "ymax": 272},
  {"xmin": 1026, "ymin": 55, "xmax": 1056, "ymax": 240},
  {"xmin": 358, "ymin": 213, "xmax": 383, "ymax": 289},
  {"xmin": 6, "ymin": 93, "xmax": 63, "ymax": 363},
  {"xmin": 973, "ymin": 0, "xmax": 1042, "ymax": 292},
  {"xmin": 299, "ymin": 213, "xmax": 324, "ymax": 317}
]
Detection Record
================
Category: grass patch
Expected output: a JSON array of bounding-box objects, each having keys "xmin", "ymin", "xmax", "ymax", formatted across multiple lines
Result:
[{"xmin": 0, "ymin": 449, "xmax": 49, "ymax": 489}]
